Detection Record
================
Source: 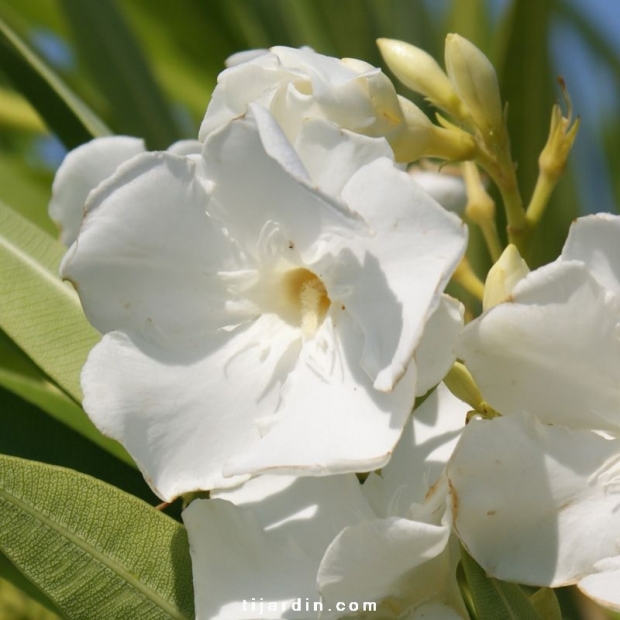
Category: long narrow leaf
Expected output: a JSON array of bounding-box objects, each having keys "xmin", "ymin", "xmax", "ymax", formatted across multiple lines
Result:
[
  {"xmin": 0, "ymin": 386, "xmax": 152, "ymax": 499},
  {"xmin": 0, "ymin": 200, "xmax": 97, "ymax": 402},
  {"xmin": 497, "ymin": 0, "xmax": 579, "ymax": 268},
  {"xmin": 0, "ymin": 454, "xmax": 194, "ymax": 620},
  {"xmin": 0, "ymin": 10, "xmax": 110, "ymax": 148},
  {"xmin": 460, "ymin": 545, "xmax": 542, "ymax": 620},
  {"xmin": 0, "ymin": 204, "xmax": 138, "ymax": 463},
  {"xmin": 0, "ymin": 345, "xmax": 134, "ymax": 466},
  {"xmin": 60, "ymin": 0, "xmax": 181, "ymax": 149},
  {"xmin": 0, "ymin": 551, "xmax": 64, "ymax": 618}
]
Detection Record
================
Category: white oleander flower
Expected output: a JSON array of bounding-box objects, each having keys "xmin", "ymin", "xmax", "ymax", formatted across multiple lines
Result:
[
  {"xmin": 199, "ymin": 45, "xmax": 417, "ymax": 161},
  {"xmin": 183, "ymin": 384, "xmax": 470, "ymax": 620},
  {"xmin": 49, "ymin": 136, "xmax": 201, "ymax": 246},
  {"xmin": 450, "ymin": 213, "xmax": 620, "ymax": 611},
  {"xmin": 59, "ymin": 105, "xmax": 467, "ymax": 501}
]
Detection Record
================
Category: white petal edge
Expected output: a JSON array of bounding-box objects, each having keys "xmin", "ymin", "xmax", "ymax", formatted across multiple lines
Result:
[
  {"xmin": 561, "ymin": 213, "xmax": 620, "ymax": 295},
  {"xmin": 448, "ymin": 412, "xmax": 620, "ymax": 587},
  {"xmin": 457, "ymin": 260, "xmax": 620, "ymax": 431},
  {"xmin": 81, "ymin": 313, "xmax": 300, "ymax": 500},
  {"xmin": 362, "ymin": 382, "xmax": 468, "ymax": 519},
  {"xmin": 224, "ymin": 310, "xmax": 417, "ymax": 479},
  {"xmin": 183, "ymin": 474, "xmax": 374, "ymax": 620},
  {"xmin": 49, "ymin": 136, "xmax": 145, "ymax": 246},
  {"xmin": 318, "ymin": 517, "xmax": 451, "ymax": 620},
  {"xmin": 577, "ymin": 556, "xmax": 620, "ymax": 612},
  {"xmin": 183, "ymin": 498, "xmax": 319, "ymax": 620},
  {"xmin": 60, "ymin": 151, "xmax": 248, "ymax": 338},
  {"xmin": 340, "ymin": 158, "xmax": 467, "ymax": 391},
  {"xmin": 414, "ymin": 295, "xmax": 464, "ymax": 396}
]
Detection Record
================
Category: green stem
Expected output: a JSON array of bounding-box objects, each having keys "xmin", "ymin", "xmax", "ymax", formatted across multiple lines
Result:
[
  {"xmin": 452, "ymin": 257, "xmax": 485, "ymax": 301},
  {"xmin": 525, "ymin": 170, "xmax": 557, "ymax": 229},
  {"xmin": 475, "ymin": 143, "xmax": 527, "ymax": 253}
]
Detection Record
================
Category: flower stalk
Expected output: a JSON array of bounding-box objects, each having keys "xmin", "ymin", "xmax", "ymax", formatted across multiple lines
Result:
[
  {"xmin": 462, "ymin": 161, "xmax": 502, "ymax": 262},
  {"xmin": 451, "ymin": 256, "xmax": 485, "ymax": 301}
]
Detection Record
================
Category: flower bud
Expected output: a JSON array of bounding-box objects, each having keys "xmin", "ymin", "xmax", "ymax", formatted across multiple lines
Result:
[
  {"xmin": 390, "ymin": 97, "xmax": 476, "ymax": 163},
  {"xmin": 444, "ymin": 361, "xmax": 484, "ymax": 411},
  {"xmin": 539, "ymin": 82, "xmax": 580, "ymax": 182},
  {"xmin": 444, "ymin": 34, "xmax": 503, "ymax": 140},
  {"xmin": 483, "ymin": 244, "xmax": 530, "ymax": 311},
  {"xmin": 377, "ymin": 38, "xmax": 467, "ymax": 120}
]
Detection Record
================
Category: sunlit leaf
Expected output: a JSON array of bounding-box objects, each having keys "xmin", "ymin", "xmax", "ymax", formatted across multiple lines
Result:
[
  {"xmin": 0, "ymin": 149, "xmax": 54, "ymax": 235},
  {"xmin": 0, "ymin": 200, "xmax": 98, "ymax": 402},
  {"xmin": 0, "ymin": 9, "xmax": 110, "ymax": 148},
  {"xmin": 0, "ymin": 454, "xmax": 194, "ymax": 619},
  {"xmin": 530, "ymin": 587, "xmax": 562, "ymax": 620},
  {"xmin": 0, "ymin": 85, "xmax": 46, "ymax": 132}
]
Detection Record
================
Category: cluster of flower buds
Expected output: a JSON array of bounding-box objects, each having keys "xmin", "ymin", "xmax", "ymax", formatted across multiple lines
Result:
[{"xmin": 378, "ymin": 34, "xmax": 505, "ymax": 158}]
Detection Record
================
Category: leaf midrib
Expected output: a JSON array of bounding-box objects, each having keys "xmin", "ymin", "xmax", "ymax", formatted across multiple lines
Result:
[
  {"xmin": 0, "ymin": 484, "xmax": 189, "ymax": 620},
  {"xmin": 0, "ymin": 227, "xmax": 77, "ymax": 307}
]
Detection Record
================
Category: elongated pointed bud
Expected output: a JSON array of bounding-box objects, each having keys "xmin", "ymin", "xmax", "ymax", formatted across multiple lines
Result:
[
  {"xmin": 539, "ymin": 79, "xmax": 580, "ymax": 182},
  {"xmin": 444, "ymin": 34, "xmax": 503, "ymax": 141},
  {"xmin": 390, "ymin": 97, "xmax": 476, "ymax": 163},
  {"xmin": 377, "ymin": 38, "xmax": 468, "ymax": 120},
  {"xmin": 483, "ymin": 244, "xmax": 530, "ymax": 311},
  {"xmin": 444, "ymin": 361, "xmax": 485, "ymax": 411}
]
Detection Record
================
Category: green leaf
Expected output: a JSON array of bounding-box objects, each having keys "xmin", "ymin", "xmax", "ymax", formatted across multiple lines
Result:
[
  {"xmin": 497, "ymin": 0, "xmax": 578, "ymax": 268},
  {"xmin": 0, "ymin": 199, "xmax": 98, "ymax": 403},
  {"xmin": 0, "ymin": 149, "xmax": 55, "ymax": 236},
  {"xmin": 530, "ymin": 587, "xmax": 562, "ymax": 620},
  {"xmin": 460, "ymin": 545, "xmax": 542, "ymax": 620},
  {"xmin": 0, "ymin": 551, "xmax": 64, "ymax": 618},
  {"xmin": 0, "ymin": 454, "xmax": 194, "ymax": 619},
  {"xmin": 0, "ymin": 385, "xmax": 152, "ymax": 501},
  {"xmin": 0, "ymin": 8, "xmax": 111, "ymax": 148},
  {"xmin": 0, "ymin": 328, "xmax": 134, "ymax": 466},
  {"xmin": 0, "ymin": 203, "xmax": 137, "ymax": 463},
  {"xmin": 60, "ymin": 0, "xmax": 181, "ymax": 149}
]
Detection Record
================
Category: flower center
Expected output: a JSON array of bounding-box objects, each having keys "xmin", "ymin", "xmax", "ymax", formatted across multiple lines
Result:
[{"xmin": 282, "ymin": 268, "xmax": 331, "ymax": 336}]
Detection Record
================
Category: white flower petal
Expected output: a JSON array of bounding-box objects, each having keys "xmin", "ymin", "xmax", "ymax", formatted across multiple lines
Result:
[
  {"xmin": 578, "ymin": 556, "xmax": 620, "ymax": 612},
  {"xmin": 340, "ymin": 159, "xmax": 467, "ymax": 390},
  {"xmin": 49, "ymin": 136, "xmax": 145, "ymax": 246},
  {"xmin": 200, "ymin": 45, "xmax": 406, "ymax": 150},
  {"xmin": 203, "ymin": 105, "xmax": 366, "ymax": 265},
  {"xmin": 457, "ymin": 260, "xmax": 620, "ymax": 431},
  {"xmin": 448, "ymin": 413, "xmax": 620, "ymax": 587},
  {"xmin": 166, "ymin": 139, "xmax": 202, "ymax": 156},
  {"xmin": 224, "ymin": 310, "xmax": 416, "ymax": 478},
  {"xmin": 363, "ymin": 383, "xmax": 468, "ymax": 519},
  {"xmin": 205, "ymin": 105, "xmax": 466, "ymax": 395},
  {"xmin": 561, "ymin": 213, "xmax": 620, "ymax": 295},
  {"xmin": 212, "ymin": 475, "xmax": 375, "ymax": 558},
  {"xmin": 409, "ymin": 170, "xmax": 467, "ymax": 215},
  {"xmin": 293, "ymin": 119, "xmax": 394, "ymax": 196},
  {"xmin": 184, "ymin": 498, "xmax": 318, "ymax": 620},
  {"xmin": 318, "ymin": 517, "xmax": 451, "ymax": 620},
  {"xmin": 414, "ymin": 295, "xmax": 464, "ymax": 396},
  {"xmin": 225, "ymin": 48, "xmax": 269, "ymax": 68},
  {"xmin": 60, "ymin": 152, "xmax": 248, "ymax": 337},
  {"xmin": 183, "ymin": 474, "xmax": 373, "ymax": 620},
  {"xmin": 82, "ymin": 313, "xmax": 300, "ymax": 500}
]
